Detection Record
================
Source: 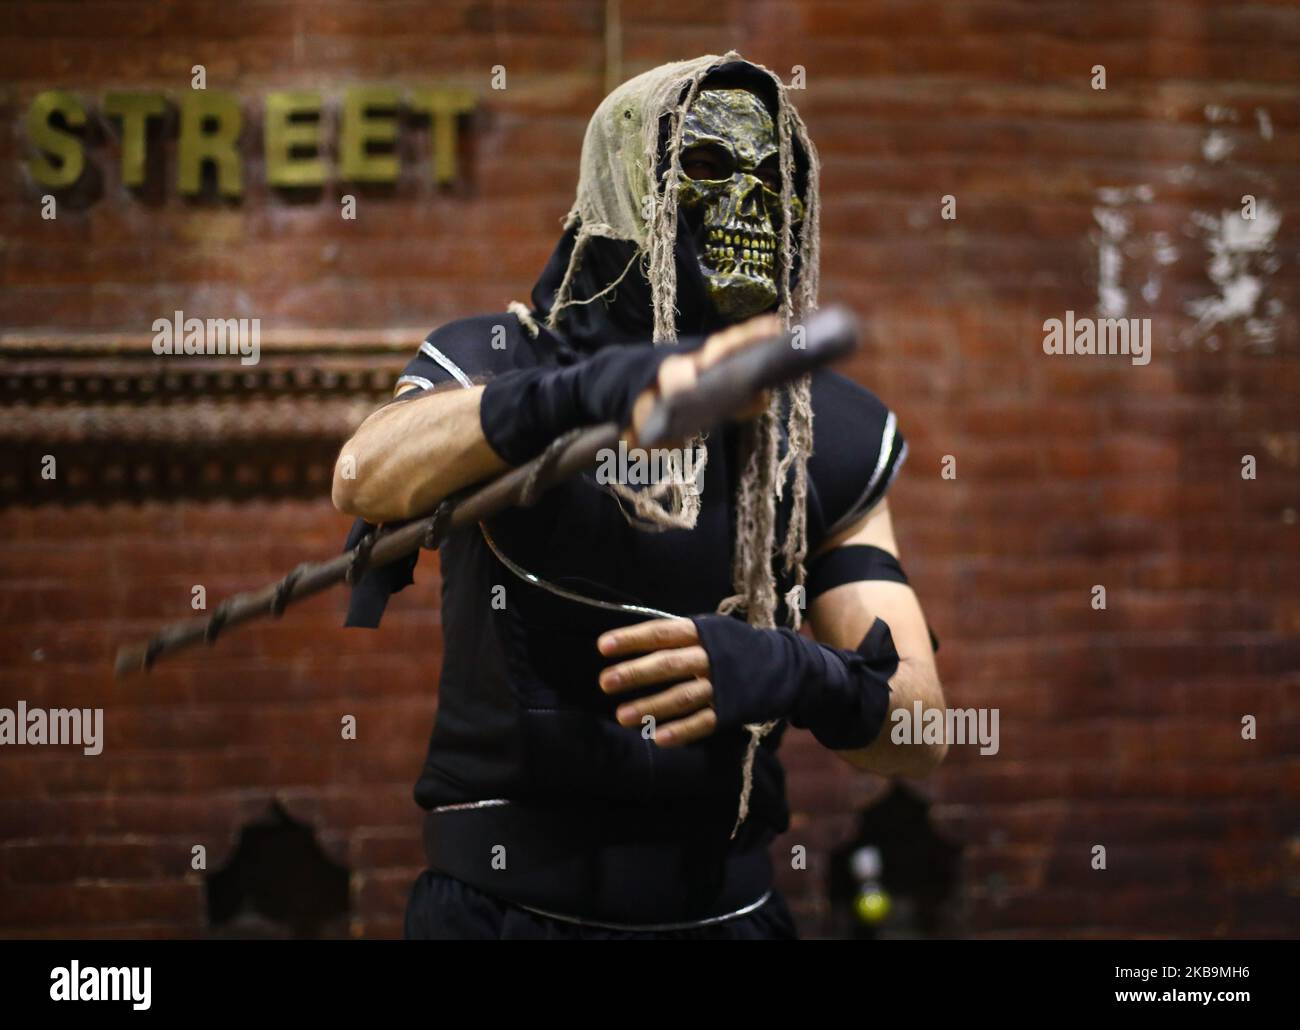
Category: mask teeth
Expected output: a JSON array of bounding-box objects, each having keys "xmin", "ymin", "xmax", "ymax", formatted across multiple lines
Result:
[{"xmin": 705, "ymin": 227, "xmax": 777, "ymax": 277}]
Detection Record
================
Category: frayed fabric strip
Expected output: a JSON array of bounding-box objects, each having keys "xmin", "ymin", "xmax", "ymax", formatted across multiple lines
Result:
[{"xmin": 507, "ymin": 301, "xmax": 541, "ymax": 339}]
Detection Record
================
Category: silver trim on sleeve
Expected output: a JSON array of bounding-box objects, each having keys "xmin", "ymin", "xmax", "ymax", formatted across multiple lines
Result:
[
  {"xmin": 876, "ymin": 437, "xmax": 908, "ymax": 500},
  {"xmin": 419, "ymin": 340, "xmax": 474, "ymax": 389},
  {"xmin": 825, "ymin": 410, "xmax": 898, "ymax": 538},
  {"xmin": 396, "ymin": 374, "xmax": 436, "ymax": 393}
]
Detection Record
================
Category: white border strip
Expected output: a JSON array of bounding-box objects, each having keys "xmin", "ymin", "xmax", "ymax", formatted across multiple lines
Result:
[
  {"xmin": 877, "ymin": 437, "xmax": 908, "ymax": 500},
  {"xmin": 826, "ymin": 410, "xmax": 897, "ymax": 538},
  {"xmin": 516, "ymin": 889, "xmax": 774, "ymax": 933},
  {"xmin": 419, "ymin": 340, "xmax": 474, "ymax": 389},
  {"xmin": 431, "ymin": 798, "xmax": 512, "ymax": 813},
  {"xmin": 431, "ymin": 350, "xmax": 675, "ymax": 620},
  {"xmin": 479, "ymin": 524, "xmax": 680, "ymax": 620},
  {"xmin": 396, "ymin": 373, "xmax": 436, "ymax": 393}
]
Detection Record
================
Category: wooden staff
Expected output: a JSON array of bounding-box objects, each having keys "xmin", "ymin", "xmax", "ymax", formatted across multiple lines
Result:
[{"xmin": 114, "ymin": 306, "xmax": 860, "ymax": 677}]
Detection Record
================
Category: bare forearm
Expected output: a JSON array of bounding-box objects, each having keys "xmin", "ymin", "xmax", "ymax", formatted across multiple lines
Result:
[
  {"xmin": 808, "ymin": 577, "xmax": 947, "ymax": 777},
  {"xmin": 331, "ymin": 386, "xmax": 508, "ymax": 522},
  {"xmin": 332, "ymin": 315, "xmax": 780, "ymax": 524},
  {"xmin": 835, "ymin": 655, "xmax": 946, "ymax": 777}
]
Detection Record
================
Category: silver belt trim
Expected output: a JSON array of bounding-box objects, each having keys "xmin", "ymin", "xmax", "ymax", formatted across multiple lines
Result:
[
  {"xmin": 514, "ymin": 889, "xmax": 773, "ymax": 933},
  {"xmin": 429, "ymin": 798, "xmax": 773, "ymax": 932},
  {"xmin": 431, "ymin": 798, "xmax": 512, "ymax": 813}
]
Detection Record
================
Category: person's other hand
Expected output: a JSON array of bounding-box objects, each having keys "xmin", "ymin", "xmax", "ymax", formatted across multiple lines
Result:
[{"xmin": 596, "ymin": 618, "xmax": 716, "ymax": 747}]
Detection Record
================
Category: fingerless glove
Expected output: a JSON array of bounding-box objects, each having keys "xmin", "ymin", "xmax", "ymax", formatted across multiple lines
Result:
[
  {"xmin": 479, "ymin": 340, "xmax": 700, "ymax": 467},
  {"xmin": 691, "ymin": 614, "xmax": 899, "ymax": 750}
]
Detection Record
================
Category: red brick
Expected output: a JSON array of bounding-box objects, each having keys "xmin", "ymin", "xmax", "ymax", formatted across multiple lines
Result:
[{"xmin": 3, "ymin": 0, "xmax": 1298, "ymax": 943}]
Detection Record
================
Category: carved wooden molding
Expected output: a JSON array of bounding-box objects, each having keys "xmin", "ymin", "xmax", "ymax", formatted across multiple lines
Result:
[{"xmin": 1, "ymin": 331, "xmax": 417, "ymax": 505}]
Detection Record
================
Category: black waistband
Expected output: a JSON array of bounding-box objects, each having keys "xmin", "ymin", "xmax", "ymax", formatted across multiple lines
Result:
[{"xmin": 422, "ymin": 800, "xmax": 774, "ymax": 928}]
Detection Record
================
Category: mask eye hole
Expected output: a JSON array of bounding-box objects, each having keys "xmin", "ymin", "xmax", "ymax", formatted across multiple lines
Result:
[
  {"xmin": 754, "ymin": 156, "xmax": 782, "ymax": 194},
  {"xmin": 681, "ymin": 143, "xmax": 733, "ymax": 182}
]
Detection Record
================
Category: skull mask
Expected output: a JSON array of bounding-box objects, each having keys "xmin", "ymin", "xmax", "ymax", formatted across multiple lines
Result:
[{"xmin": 676, "ymin": 88, "xmax": 805, "ymax": 322}]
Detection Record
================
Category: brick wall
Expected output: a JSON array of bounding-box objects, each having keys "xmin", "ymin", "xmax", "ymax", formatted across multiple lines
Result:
[{"xmin": 1, "ymin": 0, "xmax": 1297, "ymax": 938}]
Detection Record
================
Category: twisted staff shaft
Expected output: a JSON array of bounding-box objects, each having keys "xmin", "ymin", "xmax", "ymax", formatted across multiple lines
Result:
[{"xmin": 113, "ymin": 424, "xmax": 617, "ymax": 677}]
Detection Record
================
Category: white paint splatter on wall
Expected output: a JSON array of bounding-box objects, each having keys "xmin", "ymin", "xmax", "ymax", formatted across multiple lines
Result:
[
  {"xmin": 1088, "ymin": 106, "xmax": 1284, "ymax": 352},
  {"xmin": 1202, "ymin": 131, "xmax": 1234, "ymax": 163},
  {"xmin": 1186, "ymin": 201, "xmax": 1283, "ymax": 349},
  {"xmin": 1255, "ymin": 107, "xmax": 1274, "ymax": 141},
  {"xmin": 1202, "ymin": 104, "xmax": 1239, "ymax": 163},
  {"xmin": 1092, "ymin": 185, "xmax": 1154, "ymax": 319}
]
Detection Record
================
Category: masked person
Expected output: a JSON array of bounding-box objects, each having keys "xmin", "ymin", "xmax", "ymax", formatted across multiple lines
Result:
[{"xmin": 332, "ymin": 51, "xmax": 945, "ymax": 940}]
